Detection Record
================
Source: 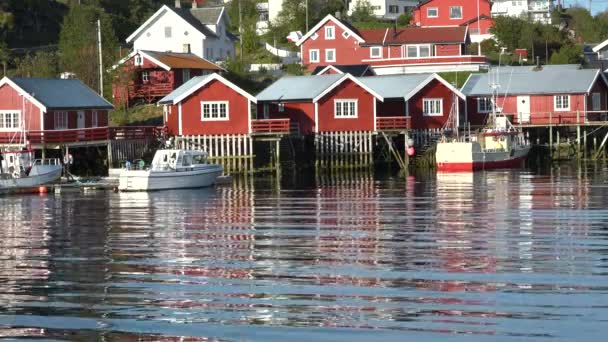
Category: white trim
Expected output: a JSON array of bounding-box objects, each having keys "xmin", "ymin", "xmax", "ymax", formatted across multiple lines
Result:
[
  {"xmin": 370, "ymin": 46, "xmax": 383, "ymax": 59},
  {"xmin": 342, "ymin": 31, "xmax": 350, "ymax": 39},
  {"xmin": 247, "ymin": 100, "xmax": 252, "ymax": 134},
  {"xmin": 138, "ymin": 50, "xmax": 172, "ymax": 71},
  {"xmin": 312, "ymin": 74, "xmax": 384, "ymax": 103},
  {"xmin": 54, "ymin": 111, "xmax": 68, "ymax": 130},
  {"xmin": 0, "ymin": 77, "xmax": 47, "ymax": 112},
  {"xmin": 40, "ymin": 110, "xmax": 44, "ymax": 130},
  {"xmin": 449, "ymin": 6, "xmax": 463, "ymax": 20},
  {"xmin": 0, "ymin": 110, "xmax": 21, "ymax": 132},
  {"xmin": 126, "ymin": 5, "xmax": 207, "ymax": 43},
  {"xmin": 554, "ymin": 95, "xmax": 570, "ymax": 112},
  {"xmin": 167, "ymin": 73, "xmax": 257, "ymax": 105},
  {"xmin": 373, "ymin": 99, "xmax": 377, "ymax": 131},
  {"xmin": 296, "ymin": 14, "xmax": 365, "ymax": 46},
  {"xmin": 427, "ymin": 7, "xmax": 438, "ymax": 18},
  {"xmin": 311, "ymin": 33, "xmax": 318, "ymax": 40},
  {"xmin": 314, "ymin": 102, "xmax": 319, "ymax": 133},
  {"xmin": 476, "ymin": 97, "xmax": 492, "ymax": 113},
  {"xmin": 325, "ymin": 26, "xmax": 335, "ymax": 40},
  {"xmin": 314, "ymin": 65, "xmax": 343, "ymax": 75},
  {"xmin": 178, "ymin": 103, "xmax": 183, "ymax": 135},
  {"xmin": 593, "ymin": 38, "xmax": 608, "ymax": 53},
  {"xmin": 403, "ymin": 73, "xmax": 466, "ymax": 101},
  {"xmin": 92, "ymin": 110, "xmax": 99, "ymax": 127},
  {"xmin": 334, "ymin": 99, "xmax": 358, "ymax": 118},
  {"xmin": 405, "ymin": 44, "xmax": 432, "ymax": 59},
  {"xmin": 360, "ymin": 54, "xmax": 482, "ymax": 63},
  {"xmin": 382, "ymin": 28, "xmax": 389, "ymax": 45},
  {"xmin": 587, "ymin": 69, "xmax": 608, "ymax": 93},
  {"xmin": 309, "ymin": 49, "xmax": 320, "ymax": 63},
  {"xmin": 201, "ymin": 101, "xmax": 229, "ymax": 121},
  {"xmin": 422, "ymin": 98, "xmax": 443, "ymax": 116},
  {"xmin": 325, "ymin": 48, "xmax": 336, "ymax": 62}
]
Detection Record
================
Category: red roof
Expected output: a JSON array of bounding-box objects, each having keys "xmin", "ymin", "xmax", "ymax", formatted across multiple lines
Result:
[{"xmin": 360, "ymin": 26, "xmax": 468, "ymax": 45}]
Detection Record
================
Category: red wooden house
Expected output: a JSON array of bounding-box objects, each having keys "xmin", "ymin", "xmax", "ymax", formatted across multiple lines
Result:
[
  {"xmin": 296, "ymin": 14, "xmax": 486, "ymax": 75},
  {"xmin": 462, "ymin": 65, "xmax": 608, "ymax": 126},
  {"xmin": 0, "ymin": 77, "xmax": 114, "ymax": 147},
  {"xmin": 112, "ymin": 49, "xmax": 223, "ymax": 107},
  {"xmin": 256, "ymin": 74, "xmax": 384, "ymax": 135},
  {"xmin": 411, "ymin": 0, "xmax": 493, "ymax": 42},
  {"xmin": 159, "ymin": 73, "xmax": 257, "ymax": 136}
]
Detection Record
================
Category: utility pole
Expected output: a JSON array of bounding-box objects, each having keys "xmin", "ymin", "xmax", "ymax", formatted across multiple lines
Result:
[
  {"xmin": 589, "ymin": 0, "xmax": 592, "ymax": 13},
  {"xmin": 477, "ymin": 0, "xmax": 481, "ymax": 55},
  {"xmin": 306, "ymin": 0, "xmax": 309, "ymax": 33},
  {"xmin": 97, "ymin": 19, "xmax": 103, "ymax": 96},
  {"xmin": 239, "ymin": 0, "xmax": 243, "ymax": 62}
]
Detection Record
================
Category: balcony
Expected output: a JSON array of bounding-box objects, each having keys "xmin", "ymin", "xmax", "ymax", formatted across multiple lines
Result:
[
  {"xmin": 130, "ymin": 83, "xmax": 173, "ymax": 101},
  {"xmin": 376, "ymin": 116, "xmax": 411, "ymax": 131},
  {"xmin": 362, "ymin": 55, "xmax": 488, "ymax": 67},
  {"xmin": 251, "ymin": 119, "xmax": 290, "ymax": 134},
  {"xmin": 25, "ymin": 126, "xmax": 166, "ymax": 145}
]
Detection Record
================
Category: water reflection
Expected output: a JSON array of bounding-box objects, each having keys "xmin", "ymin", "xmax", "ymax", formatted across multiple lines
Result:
[{"xmin": 0, "ymin": 166, "xmax": 608, "ymax": 341}]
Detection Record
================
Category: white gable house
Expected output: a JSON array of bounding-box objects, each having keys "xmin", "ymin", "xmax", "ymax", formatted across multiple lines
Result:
[{"xmin": 126, "ymin": 1, "xmax": 237, "ymax": 62}]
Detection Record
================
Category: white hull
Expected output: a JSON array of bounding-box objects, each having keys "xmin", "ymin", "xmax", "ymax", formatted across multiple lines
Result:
[
  {"xmin": 118, "ymin": 165, "xmax": 223, "ymax": 191},
  {"xmin": 436, "ymin": 141, "xmax": 531, "ymax": 171},
  {"xmin": 0, "ymin": 165, "xmax": 63, "ymax": 189}
]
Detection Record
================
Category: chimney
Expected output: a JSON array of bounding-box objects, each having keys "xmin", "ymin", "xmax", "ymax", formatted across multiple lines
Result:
[
  {"xmin": 175, "ymin": 0, "xmax": 181, "ymax": 8},
  {"xmin": 335, "ymin": 11, "xmax": 340, "ymax": 19},
  {"xmin": 192, "ymin": 0, "xmax": 198, "ymax": 8}
]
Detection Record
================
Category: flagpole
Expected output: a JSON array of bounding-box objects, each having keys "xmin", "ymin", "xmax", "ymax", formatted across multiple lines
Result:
[{"xmin": 477, "ymin": 0, "xmax": 481, "ymax": 55}]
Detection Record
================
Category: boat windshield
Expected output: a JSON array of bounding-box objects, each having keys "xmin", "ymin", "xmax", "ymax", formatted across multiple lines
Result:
[{"xmin": 192, "ymin": 154, "xmax": 208, "ymax": 165}]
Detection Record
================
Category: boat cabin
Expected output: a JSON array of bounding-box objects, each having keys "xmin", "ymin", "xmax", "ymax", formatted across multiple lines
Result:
[{"xmin": 149, "ymin": 149, "xmax": 209, "ymax": 171}]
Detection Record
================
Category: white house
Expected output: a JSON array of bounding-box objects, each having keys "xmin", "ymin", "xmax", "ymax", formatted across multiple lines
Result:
[
  {"xmin": 126, "ymin": 0, "xmax": 237, "ymax": 62},
  {"xmin": 347, "ymin": 0, "xmax": 419, "ymax": 20},
  {"xmin": 491, "ymin": 0, "xmax": 554, "ymax": 24}
]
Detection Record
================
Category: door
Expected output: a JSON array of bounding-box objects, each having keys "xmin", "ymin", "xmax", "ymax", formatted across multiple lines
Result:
[
  {"xmin": 517, "ymin": 96, "xmax": 530, "ymax": 123},
  {"xmin": 77, "ymin": 111, "xmax": 85, "ymax": 139}
]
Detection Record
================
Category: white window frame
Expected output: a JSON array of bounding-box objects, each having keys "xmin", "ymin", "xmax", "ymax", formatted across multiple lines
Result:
[
  {"xmin": 311, "ymin": 32, "xmax": 319, "ymax": 40},
  {"xmin": 334, "ymin": 99, "xmax": 358, "ymax": 118},
  {"xmin": 309, "ymin": 49, "xmax": 320, "ymax": 63},
  {"xmin": 141, "ymin": 71, "xmax": 149, "ymax": 83},
  {"xmin": 592, "ymin": 92, "xmax": 601, "ymax": 111},
  {"xmin": 342, "ymin": 31, "xmax": 350, "ymax": 39},
  {"xmin": 388, "ymin": 5, "xmax": 399, "ymax": 14},
  {"xmin": 201, "ymin": 101, "xmax": 229, "ymax": 121},
  {"xmin": 554, "ymin": 95, "xmax": 570, "ymax": 111},
  {"xmin": 477, "ymin": 97, "xmax": 492, "ymax": 113},
  {"xmin": 0, "ymin": 110, "xmax": 21, "ymax": 131},
  {"xmin": 423, "ymin": 98, "xmax": 443, "ymax": 116},
  {"xmin": 134, "ymin": 55, "xmax": 143, "ymax": 66},
  {"xmin": 370, "ymin": 46, "xmax": 382, "ymax": 59},
  {"xmin": 92, "ymin": 110, "xmax": 98, "ymax": 127},
  {"xmin": 325, "ymin": 26, "xmax": 335, "ymax": 40},
  {"xmin": 325, "ymin": 48, "xmax": 336, "ymax": 62},
  {"xmin": 54, "ymin": 111, "xmax": 68, "ymax": 129},
  {"xmin": 427, "ymin": 7, "xmax": 438, "ymax": 18},
  {"xmin": 406, "ymin": 44, "xmax": 431, "ymax": 58},
  {"xmin": 449, "ymin": 6, "xmax": 463, "ymax": 19}
]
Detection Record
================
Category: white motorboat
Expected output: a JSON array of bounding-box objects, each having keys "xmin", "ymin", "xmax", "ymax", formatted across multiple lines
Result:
[
  {"xmin": 0, "ymin": 150, "xmax": 63, "ymax": 189},
  {"xmin": 118, "ymin": 149, "xmax": 223, "ymax": 191}
]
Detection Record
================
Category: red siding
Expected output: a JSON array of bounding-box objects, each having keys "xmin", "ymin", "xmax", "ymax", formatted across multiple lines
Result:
[
  {"xmin": 166, "ymin": 79, "xmax": 251, "ymax": 136},
  {"xmin": 301, "ymin": 21, "xmax": 369, "ymax": 71},
  {"xmin": 412, "ymin": 0, "xmax": 492, "ymax": 28},
  {"xmin": 436, "ymin": 44, "xmax": 461, "ymax": 57},
  {"xmin": 165, "ymin": 105, "xmax": 179, "ymax": 135},
  {"xmin": 0, "ymin": 84, "xmax": 42, "ymax": 131},
  {"xmin": 409, "ymin": 80, "xmax": 460, "ymax": 129},
  {"xmin": 317, "ymin": 80, "xmax": 376, "ymax": 132},
  {"xmin": 468, "ymin": 17, "xmax": 494, "ymax": 35},
  {"xmin": 263, "ymin": 102, "xmax": 316, "ymax": 135}
]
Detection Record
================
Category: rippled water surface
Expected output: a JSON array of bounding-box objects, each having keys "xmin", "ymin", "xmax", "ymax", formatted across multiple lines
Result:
[{"xmin": 2, "ymin": 165, "xmax": 608, "ymax": 341}]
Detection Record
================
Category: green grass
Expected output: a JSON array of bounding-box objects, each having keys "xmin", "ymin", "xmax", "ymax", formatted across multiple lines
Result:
[
  {"xmin": 438, "ymin": 71, "xmax": 483, "ymax": 88},
  {"xmin": 110, "ymin": 104, "xmax": 163, "ymax": 126}
]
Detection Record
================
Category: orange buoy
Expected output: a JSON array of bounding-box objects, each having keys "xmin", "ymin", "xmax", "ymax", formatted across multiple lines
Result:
[
  {"xmin": 38, "ymin": 186, "xmax": 48, "ymax": 194},
  {"xmin": 407, "ymin": 147, "xmax": 415, "ymax": 156}
]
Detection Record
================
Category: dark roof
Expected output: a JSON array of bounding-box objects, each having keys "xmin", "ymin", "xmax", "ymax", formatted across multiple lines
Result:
[
  {"xmin": 360, "ymin": 26, "xmax": 467, "ymax": 45},
  {"xmin": 189, "ymin": 6, "xmax": 223, "ymax": 25},
  {"xmin": 142, "ymin": 50, "xmax": 222, "ymax": 70},
  {"xmin": 170, "ymin": 7, "xmax": 218, "ymax": 38},
  {"xmin": 10, "ymin": 78, "xmax": 113, "ymax": 110},
  {"xmin": 312, "ymin": 64, "xmax": 373, "ymax": 76}
]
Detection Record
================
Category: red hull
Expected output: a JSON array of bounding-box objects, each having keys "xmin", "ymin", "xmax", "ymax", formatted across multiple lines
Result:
[{"xmin": 437, "ymin": 155, "xmax": 527, "ymax": 172}]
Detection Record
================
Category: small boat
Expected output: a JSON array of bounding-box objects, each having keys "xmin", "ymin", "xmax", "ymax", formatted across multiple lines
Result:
[
  {"xmin": 436, "ymin": 116, "xmax": 531, "ymax": 171},
  {"xmin": 0, "ymin": 150, "xmax": 63, "ymax": 189},
  {"xmin": 118, "ymin": 149, "xmax": 223, "ymax": 191}
]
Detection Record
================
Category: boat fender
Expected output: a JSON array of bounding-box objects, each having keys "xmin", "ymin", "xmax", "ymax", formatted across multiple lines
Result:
[{"xmin": 63, "ymin": 153, "xmax": 73, "ymax": 165}]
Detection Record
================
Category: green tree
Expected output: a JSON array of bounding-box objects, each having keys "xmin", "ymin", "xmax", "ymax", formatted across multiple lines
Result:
[
  {"xmin": 58, "ymin": 4, "xmax": 119, "ymax": 96},
  {"xmin": 549, "ymin": 44, "xmax": 583, "ymax": 64},
  {"xmin": 349, "ymin": 0, "xmax": 375, "ymax": 22},
  {"xmin": 12, "ymin": 51, "xmax": 60, "ymax": 78},
  {"xmin": 397, "ymin": 11, "xmax": 412, "ymax": 27}
]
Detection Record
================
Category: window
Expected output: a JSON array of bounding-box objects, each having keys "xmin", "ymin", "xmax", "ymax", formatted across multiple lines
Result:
[
  {"xmin": 427, "ymin": 7, "xmax": 438, "ymax": 18},
  {"xmin": 141, "ymin": 71, "xmax": 149, "ymax": 83},
  {"xmin": 309, "ymin": 49, "xmax": 319, "ymax": 63},
  {"xmin": 334, "ymin": 99, "xmax": 357, "ymax": 118},
  {"xmin": 370, "ymin": 46, "xmax": 382, "ymax": 58},
  {"xmin": 342, "ymin": 31, "xmax": 351, "ymax": 39},
  {"xmin": 423, "ymin": 98, "xmax": 443, "ymax": 116},
  {"xmin": 164, "ymin": 26, "xmax": 172, "ymax": 38},
  {"xmin": 183, "ymin": 69, "xmax": 190, "ymax": 82},
  {"xmin": 0, "ymin": 111, "xmax": 20, "ymax": 131},
  {"xmin": 389, "ymin": 5, "xmax": 399, "ymax": 13},
  {"xmin": 92, "ymin": 111, "xmax": 98, "ymax": 127},
  {"xmin": 325, "ymin": 26, "xmax": 335, "ymax": 40},
  {"xmin": 183, "ymin": 43, "xmax": 191, "ymax": 53},
  {"xmin": 554, "ymin": 95, "xmax": 570, "ymax": 111},
  {"xmin": 54, "ymin": 111, "xmax": 68, "ymax": 129},
  {"xmin": 477, "ymin": 97, "xmax": 492, "ymax": 113},
  {"xmin": 263, "ymin": 103, "xmax": 269, "ymax": 119},
  {"xmin": 470, "ymin": 28, "xmax": 480, "ymax": 34},
  {"xmin": 201, "ymin": 101, "xmax": 229, "ymax": 121},
  {"xmin": 406, "ymin": 44, "xmax": 431, "ymax": 58},
  {"xmin": 134, "ymin": 55, "xmax": 143, "ymax": 66},
  {"xmin": 325, "ymin": 49, "xmax": 336, "ymax": 62},
  {"xmin": 592, "ymin": 92, "xmax": 601, "ymax": 111},
  {"xmin": 449, "ymin": 6, "xmax": 462, "ymax": 19},
  {"xmin": 278, "ymin": 103, "xmax": 285, "ymax": 112}
]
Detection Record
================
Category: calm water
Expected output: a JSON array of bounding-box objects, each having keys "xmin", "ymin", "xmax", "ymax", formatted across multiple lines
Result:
[{"xmin": 2, "ymin": 164, "xmax": 608, "ymax": 341}]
